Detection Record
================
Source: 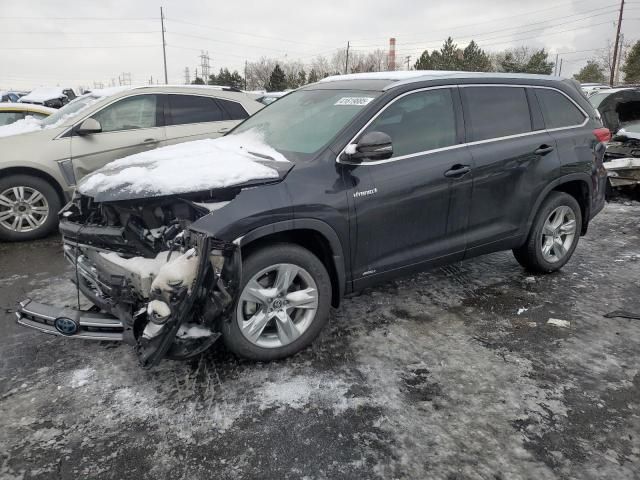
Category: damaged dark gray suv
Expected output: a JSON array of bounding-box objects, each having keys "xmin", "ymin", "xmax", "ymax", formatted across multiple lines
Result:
[{"xmin": 17, "ymin": 71, "xmax": 609, "ymax": 368}]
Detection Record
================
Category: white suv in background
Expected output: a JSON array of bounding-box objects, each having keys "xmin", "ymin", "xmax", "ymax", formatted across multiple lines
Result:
[{"xmin": 0, "ymin": 85, "xmax": 263, "ymax": 241}]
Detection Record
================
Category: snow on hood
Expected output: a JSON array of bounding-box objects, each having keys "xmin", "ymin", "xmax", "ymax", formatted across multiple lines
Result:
[{"xmin": 77, "ymin": 131, "xmax": 291, "ymax": 200}]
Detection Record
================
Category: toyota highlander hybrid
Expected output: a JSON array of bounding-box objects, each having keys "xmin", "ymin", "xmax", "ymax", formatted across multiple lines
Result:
[{"xmin": 17, "ymin": 71, "xmax": 609, "ymax": 368}]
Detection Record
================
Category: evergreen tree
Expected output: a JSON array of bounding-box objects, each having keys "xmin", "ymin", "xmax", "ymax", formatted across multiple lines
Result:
[
  {"xmin": 461, "ymin": 41, "xmax": 491, "ymax": 72},
  {"xmin": 414, "ymin": 50, "xmax": 433, "ymax": 70},
  {"xmin": 191, "ymin": 77, "xmax": 205, "ymax": 85},
  {"xmin": 525, "ymin": 49, "xmax": 554, "ymax": 75},
  {"xmin": 308, "ymin": 69, "xmax": 319, "ymax": 83},
  {"xmin": 500, "ymin": 48, "xmax": 553, "ymax": 74},
  {"xmin": 207, "ymin": 73, "xmax": 217, "ymax": 85},
  {"xmin": 622, "ymin": 41, "xmax": 640, "ymax": 84},
  {"xmin": 297, "ymin": 69, "xmax": 307, "ymax": 87},
  {"xmin": 573, "ymin": 60, "xmax": 606, "ymax": 83},
  {"xmin": 266, "ymin": 64, "xmax": 287, "ymax": 91},
  {"xmin": 438, "ymin": 37, "xmax": 461, "ymax": 70},
  {"xmin": 229, "ymin": 70, "xmax": 244, "ymax": 89}
]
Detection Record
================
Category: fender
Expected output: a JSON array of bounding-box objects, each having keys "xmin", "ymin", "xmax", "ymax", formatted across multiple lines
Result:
[
  {"xmin": 524, "ymin": 172, "xmax": 593, "ymax": 235},
  {"xmin": 236, "ymin": 218, "xmax": 348, "ymax": 299}
]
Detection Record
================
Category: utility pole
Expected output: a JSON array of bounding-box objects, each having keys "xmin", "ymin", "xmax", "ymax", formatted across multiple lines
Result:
[
  {"xmin": 554, "ymin": 53, "xmax": 559, "ymax": 75},
  {"xmin": 614, "ymin": 33, "xmax": 624, "ymax": 85},
  {"xmin": 405, "ymin": 56, "xmax": 411, "ymax": 70},
  {"xmin": 244, "ymin": 60, "xmax": 248, "ymax": 90},
  {"xmin": 184, "ymin": 67, "xmax": 190, "ymax": 84},
  {"xmin": 344, "ymin": 41, "xmax": 350, "ymax": 74},
  {"xmin": 610, "ymin": 0, "xmax": 625, "ymax": 86},
  {"xmin": 160, "ymin": 6, "xmax": 168, "ymax": 84},
  {"xmin": 558, "ymin": 58, "xmax": 563, "ymax": 76}
]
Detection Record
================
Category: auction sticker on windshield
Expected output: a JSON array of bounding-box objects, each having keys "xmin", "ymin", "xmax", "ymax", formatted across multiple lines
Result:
[{"xmin": 334, "ymin": 97, "xmax": 374, "ymax": 106}]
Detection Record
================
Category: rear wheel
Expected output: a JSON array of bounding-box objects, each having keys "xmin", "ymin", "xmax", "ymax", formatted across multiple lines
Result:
[
  {"xmin": 513, "ymin": 192, "xmax": 582, "ymax": 273},
  {"xmin": 0, "ymin": 174, "xmax": 61, "ymax": 242},
  {"xmin": 222, "ymin": 243, "xmax": 332, "ymax": 361}
]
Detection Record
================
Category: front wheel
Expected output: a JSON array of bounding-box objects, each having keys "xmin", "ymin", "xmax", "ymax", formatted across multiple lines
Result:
[
  {"xmin": 222, "ymin": 243, "xmax": 332, "ymax": 361},
  {"xmin": 513, "ymin": 192, "xmax": 582, "ymax": 273},
  {"xmin": 0, "ymin": 174, "xmax": 61, "ymax": 242}
]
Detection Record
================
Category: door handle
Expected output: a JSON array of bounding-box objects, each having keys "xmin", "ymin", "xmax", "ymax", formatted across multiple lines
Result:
[
  {"xmin": 143, "ymin": 138, "xmax": 158, "ymax": 143},
  {"xmin": 444, "ymin": 164, "xmax": 471, "ymax": 178},
  {"xmin": 217, "ymin": 127, "xmax": 231, "ymax": 134},
  {"xmin": 534, "ymin": 144, "xmax": 554, "ymax": 155}
]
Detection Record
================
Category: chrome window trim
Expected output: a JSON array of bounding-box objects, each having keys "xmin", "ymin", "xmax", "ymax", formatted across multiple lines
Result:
[{"xmin": 336, "ymin": 83, "xmax": 589, "ymax": 166}]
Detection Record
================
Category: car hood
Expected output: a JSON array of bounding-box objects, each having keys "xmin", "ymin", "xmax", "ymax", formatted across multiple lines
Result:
[
  {"xmin": 77, "ymin": 133, "xmax": 295, "ymax": 202},
  {"xmin": 0, "ymin": 124, "xmax": 67, "ymax": 156}
]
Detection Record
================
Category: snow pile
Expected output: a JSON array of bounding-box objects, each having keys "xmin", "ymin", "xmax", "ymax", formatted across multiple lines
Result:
[
  {"xmin": 176, "ymin": 324, "xmax": 214, "ymax": 338},
  {"xmin": 0, "ymin": 116, "xmax": 44, "ymax": 138},
  {"xmin": 70, "ymin": 368, "xmax": 95, "ymax": 388},
  {"xmin": 19, "ymin": 87, "xmax": 67, "ymax": 103},
  {"xmin": 78, "ymin": 131, "xmax": 288, "ymax": 197}
]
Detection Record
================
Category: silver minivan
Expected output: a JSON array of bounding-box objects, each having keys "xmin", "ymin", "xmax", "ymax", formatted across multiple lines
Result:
[{"xmin": 0, "ymin": 85, "xmax": 262, "ymax": 241}]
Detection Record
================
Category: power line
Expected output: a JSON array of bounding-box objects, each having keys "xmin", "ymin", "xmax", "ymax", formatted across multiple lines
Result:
[
  {"xmin": 0, "ymin": 45, "xmax": 158, "ymax": 50},
  {"xmin": 349, "ymin": 0, "xmax": 618, "ymax": 42},
  {"xmin": 352, "ymin": 5, "xmax": 620, "ymax": 48},
  {"xmin": 166, "ymin": 17, "xmax": 337, "ymax": 49}
]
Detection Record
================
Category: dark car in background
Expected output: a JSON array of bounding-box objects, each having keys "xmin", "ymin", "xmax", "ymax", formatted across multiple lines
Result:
[
  {"xmin": 18, "ymin": 71, "xmax": 608, "ymax": 369},
  {"xmin": 18, "ymin": 87, "xmax": 76, "ymax": 108}
]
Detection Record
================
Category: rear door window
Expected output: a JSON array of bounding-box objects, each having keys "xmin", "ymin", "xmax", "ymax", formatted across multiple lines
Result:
[
  {"xmin": 362, "ymin": 88, "xmax": 457, "ymax": 157},
  {"xmin": 167, "ymin": 95, "xmax": 224, "ymax": 125},
  {"xmin": 534, "ymin": 88, "xmax": 586, "ymax": 129},
  {"xmin": 462, "ymin": 86, "xmax": 532, "ymax": 141},
  {"xmin": 217, "ymin": 98, "xmax": 249, "ymax": 120}
]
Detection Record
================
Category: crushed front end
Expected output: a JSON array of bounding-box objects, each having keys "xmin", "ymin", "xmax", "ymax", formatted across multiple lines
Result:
[{"xmin": 17, "ymin": 194, "xmax": 241, "ymax": 368}]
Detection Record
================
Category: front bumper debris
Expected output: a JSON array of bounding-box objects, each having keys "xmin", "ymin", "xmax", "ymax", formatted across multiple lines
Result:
[
  {"xmin": 16, "ymin": 299, "xmax": 124, "ymax": 341},
  {"xmin": 605, "ymin": 158, "xmax": 640, "ymax": 188}
]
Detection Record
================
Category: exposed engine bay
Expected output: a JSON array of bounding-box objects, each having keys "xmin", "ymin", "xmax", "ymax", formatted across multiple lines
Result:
[{"xmin": 47, "ymin": 193, "xmax": 242, "ymax": 368}]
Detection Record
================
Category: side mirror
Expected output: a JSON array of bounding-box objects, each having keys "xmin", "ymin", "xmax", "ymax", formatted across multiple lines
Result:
[
  {"xmin": 344, "ymin": 131, "xmax": 393, "ymax": 162},
  {"xmin": 76, "ymin": 118, "xmax": 102, "ymax": 136}
]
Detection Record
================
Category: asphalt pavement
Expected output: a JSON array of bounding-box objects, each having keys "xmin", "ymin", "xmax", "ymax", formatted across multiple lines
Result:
[{"xmin": 1, "ymin": 202, "xmax": 639, "ymax": 480}]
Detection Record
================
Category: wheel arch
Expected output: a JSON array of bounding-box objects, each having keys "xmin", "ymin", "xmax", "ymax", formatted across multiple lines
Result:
[
  {"xmin": 0, "ymin": 166, "xmax": 67, "ymax": 206},
  {"xmin": 527, "ymin": 173, "xmax": 592, "ymax": 236},
  {"xmin": 237, "ymin": 219, "xmax": 347, "ymax": 308}
]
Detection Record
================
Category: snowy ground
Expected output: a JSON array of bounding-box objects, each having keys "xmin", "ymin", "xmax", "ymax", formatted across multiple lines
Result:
[{"xmin": 1, "ymin": 202, "xmax": 639, "ymax": 480}]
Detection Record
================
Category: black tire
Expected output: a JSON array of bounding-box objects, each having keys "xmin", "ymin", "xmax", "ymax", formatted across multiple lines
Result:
[
  {"xmin": 0, "ymin": 174, "xmax": 61, "ymax": 242},
  {"xmin": 513, "ymin": 191, "xmax": 582, "ymax": 273},
  {"xmin": 222, "ymin": 243, "xmax": 332, "ymax": 361}
]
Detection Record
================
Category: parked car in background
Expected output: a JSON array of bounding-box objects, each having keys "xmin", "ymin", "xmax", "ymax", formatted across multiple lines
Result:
[
  {"xmin": 255, "ymin": 91, "xmax": 289, "ymax": 105},
  {"xmin": 581, "ymin": 83, "xmax": 611, "ymax": 97},
  {"xmin": 0, "ymin": 103, "xmax": 55, "ymax": 126},
  {"xmin": 16, "ymin": 71, "xmax": 609, "ymax": 368},
  {"xmin": 0, "ymin": 85, "xmax": 263, "ymax": 241},
  {"xmin": 589, "ymin": 87, "xmax": 640, "ymax": 193},
  {"xmin": 18, "ymin": 87, "xmax": 76, "ymax": 108},
  {"xmin": 0, "ymin": 91, "xmax": 21, "ymax": 103}
]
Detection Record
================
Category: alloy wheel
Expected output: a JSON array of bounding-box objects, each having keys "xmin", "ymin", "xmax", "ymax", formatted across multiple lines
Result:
[
  {"xmin": 236, "ymin": 263, "xmax": 319, "ymax": 348},
  {"xmin": 0, "ymin": 186, "xmax": 49, "ymax": 233},
  {"xmin": 540, "ymin": 205, "xmax": 577, "ymax": 263}
]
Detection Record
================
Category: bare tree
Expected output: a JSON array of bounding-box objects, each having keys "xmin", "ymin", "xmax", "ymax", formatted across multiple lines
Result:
[
  {"xmin": 310, "ymin": 55, "xmax": 331, "ymax": 78},
  {"xmin": 245, "ymin": 57, "xmax": 277, "ymax": 90}
]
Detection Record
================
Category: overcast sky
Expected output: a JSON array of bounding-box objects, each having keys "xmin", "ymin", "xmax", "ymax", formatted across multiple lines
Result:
[{"xmin": 1, "ymin": 0, "xmax": 638, "ymax": 90}]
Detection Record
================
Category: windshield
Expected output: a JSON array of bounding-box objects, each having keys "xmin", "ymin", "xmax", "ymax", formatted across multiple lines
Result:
[
  {"xmin": 40, "ymin": 94, "xmax": 102, "ymax": 127},
  {"xmin": 589, "ymin": 92, "xmax": 611, "ymax": 108},
  {"xmin": 231, "ymin": 89, "xmax": 381, "ymax": 160}
]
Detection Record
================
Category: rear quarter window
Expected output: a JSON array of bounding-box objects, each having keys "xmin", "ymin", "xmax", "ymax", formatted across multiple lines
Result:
[
  {"xmin": 534, "ymin": 89, "xmax": 586, "ymax": 129},
  {"xmin": 461, "ymin": 86, "xmax": 532, "ymax": 141},
  {"xmin": 217, "ymin": 98, "xmax": 249, "ymax": 120}
]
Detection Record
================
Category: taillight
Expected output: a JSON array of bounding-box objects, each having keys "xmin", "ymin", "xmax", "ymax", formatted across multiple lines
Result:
[{"xmin": 593, "ymin": 127, "xmax": 611, "ymax": 143}]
